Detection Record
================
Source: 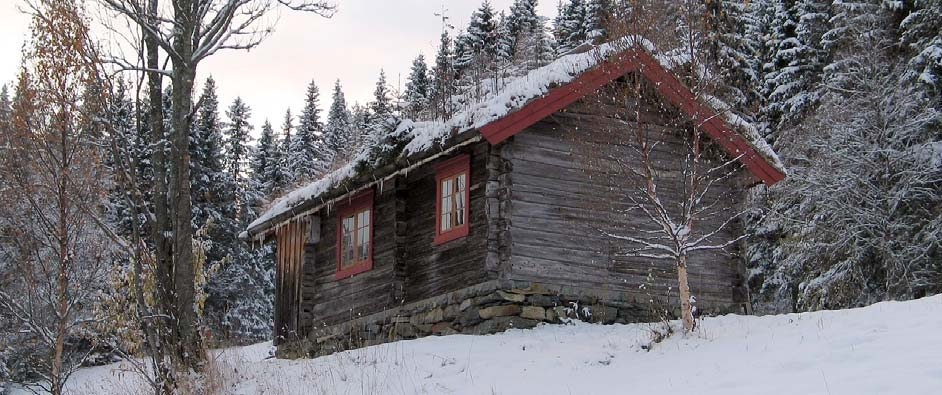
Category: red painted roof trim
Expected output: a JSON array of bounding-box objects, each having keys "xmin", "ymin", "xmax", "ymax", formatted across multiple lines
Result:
[{"xmin": 478, "ymin": 49, "xmax": 785, "ymax": 186}]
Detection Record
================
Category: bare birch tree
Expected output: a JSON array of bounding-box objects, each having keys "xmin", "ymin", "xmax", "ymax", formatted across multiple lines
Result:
[
  {"xmin": 93, "ymin": 0, "xmax": 335, "ymax": 381},
  {"xmin": 579, "ymin": 1, "xmax": 752, "ymax": 333},
  {"xmin": 0, "ymin": 1, "xmax": 110, "ymax": 392},
  {"xmin": 580, "ymin": 72, "xmax": 749, "ymax": 333}
]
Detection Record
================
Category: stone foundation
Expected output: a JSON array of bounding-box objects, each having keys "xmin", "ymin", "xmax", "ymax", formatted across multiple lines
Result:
[{"xmin": 278, "ymin": 280, "xmax": 743, "ymax": 358}]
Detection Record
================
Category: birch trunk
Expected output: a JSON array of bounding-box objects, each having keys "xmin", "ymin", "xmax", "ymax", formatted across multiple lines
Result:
[{"xmin": 678, "ymin": 254, "xmax": 695, "ymax": 332}]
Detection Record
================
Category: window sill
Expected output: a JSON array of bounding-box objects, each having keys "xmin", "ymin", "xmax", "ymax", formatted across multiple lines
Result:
[
  {"xmin": 335, "ymin": 260, "xmax": 373, "ymax": 280},
  {"xmin": 433, "ymin": 226, "xmax": 469, "ymax": 246}
]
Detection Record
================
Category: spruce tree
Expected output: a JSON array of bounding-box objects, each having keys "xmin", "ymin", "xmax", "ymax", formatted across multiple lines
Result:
[
  {"xmin": 252, "ymin": 120, "xmax": 281, "ymax": 196},
  {"xmin": 453, "ymin": 31, "xmax": 474, "ymax": 76},
  {"xmin": 404, "ymin": 55, "xmax": 431, "ymax": 119},
  {"xmin": 192, "ymin": 78, "xmax": 226, "ymax": 180},
  {"xmin": 279, "ymin": 109, "xmax": 295, "ymax": 188},
  {"xmin": 225, "ymin": 97, "xmax": 253, "ymax": 182},
  {"xmin": 349, "ymin": 103, "xmax": 372, "ymax": 152},
  {"xmin": 192, "ymin": 77, "xmax": 241, "ymax": 335},
  {"xmin": 229, "ymin": 119, "xmax": 278, "ymax": 341},
  {"xmin": 703, "ymin": 0, "xmax": 763, "ymax": 113},
  {"xmin": 430, "ymin": 31, "xmax": 457, "ymax": 121},
  {"xmin": 496, "ymin": 13, "xmax": 515, "ymax": 63},
  {"xmin": 218, "ymin": 101, "xmax": 274, "ymax": 342},
  {"xmin": 133, "ymin": 97, "xmax": 155, "ymax": 210},
  {"xmin": 504, "ymin": 0, "xmax": 553, "ymax": 71},
  {"xmin": 456, "ymin": 0, "xmax": 501, "ymax": 91},
  {"xmin": 104, "ymin": 78, "xmax": 140, "ymax": 237},
  {"xmin": 507, "ymin": 0, "xmax": 540, "ymax": 41},
  {"xmin": 761, "ymin": 0, "xmax": 829, "ymax": 133},
  {"xmin": 584, "ymin": 0, "xmax": 608, "ymax": 42},
  {"xmin": 466, "ymin": 1, "xmax": 500, "ymax": 58},
  {"xmin": 553, "ymin": 1, "xmax": 570, "ymax": 53},
  {"xmin": 899, "ymin": 0, "xmax": 942, "ymax": 94},
  {"xmin": 822, "ymin": 1, "xmax": 889, "ymax": 92},
  {"xmin": 323, "ymin": 79, "xmax": 352, "ymax": 167},
  {"xmin": 294, "ymin": 80, "xmax": 324, "ymax": 180},
  {"xmin": 555, "ymin": 0, "xmax": 587, "ymax": 55},
  {"xmin": 516, "ymin": 15, "xmax": 555, "ymax": 71},
  {"xmin": 365, "ymin": 70, "xmax": 394, "ymax": 150},
  {"xmin": 370, "ymin": 70, "xmax": 393, "ymax": 120},
  {"xmin": 191, "ymin": 77, "xmax": 233, "ymax": 237}
]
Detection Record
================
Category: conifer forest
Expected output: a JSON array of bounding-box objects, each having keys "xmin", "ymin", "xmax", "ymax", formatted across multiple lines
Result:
[{"xmin": 0, "ymin": 0, "xmax": 939, "ymax": 394}]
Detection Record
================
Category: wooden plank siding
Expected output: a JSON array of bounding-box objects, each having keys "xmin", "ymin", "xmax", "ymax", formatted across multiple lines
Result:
[
  {"xmin": 274, "ymin": 220, "xmax": 306, "ymax": 344},
  {"xmin": 503, "ymin": 81, "xmax": 750, "ymax": 311},
  {"xmin": 296, "ymin": 142, "xmax": 491, "ymax": 333},
  {"xmin": 300, "ymin": 186, "xmax": 396, "ymax": 331},
  {"xmin": 281, "ymin": 72, "xmax": 756, "ymax": 337},
  {"xmin": 480, "ymin": 48, "xmax": 784, "ymax": 186},
  {"xmin": 401, "ymin": 142, "xmax": 490, "ymax": 303}
]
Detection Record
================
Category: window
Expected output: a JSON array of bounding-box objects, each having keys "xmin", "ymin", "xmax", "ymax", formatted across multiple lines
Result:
[
  {"xmin": 335, "ymin": 189, "xmax": 373, "ymax": 279},
  {"xmin": 434, "ymin": 154, "xmax": 470, "ymax": 245}
]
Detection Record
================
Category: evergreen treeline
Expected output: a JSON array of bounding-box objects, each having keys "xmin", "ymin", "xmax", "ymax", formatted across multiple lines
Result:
[
  {"xmin": 103, "ymin": 0, "xmax": 942, "ymax": 338},
  {"xmin": 334, "ymin": 0, "xmax": 942, "ymax": 313},
  {"xmin": 3, "ymin": 1, "xmax": 940, "ymax": 384}
]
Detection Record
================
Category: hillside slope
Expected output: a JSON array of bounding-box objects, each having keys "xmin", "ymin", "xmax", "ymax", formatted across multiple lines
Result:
[{"xmin": 26, "ymin": 295, "xmax": 942, "ymax": 394}]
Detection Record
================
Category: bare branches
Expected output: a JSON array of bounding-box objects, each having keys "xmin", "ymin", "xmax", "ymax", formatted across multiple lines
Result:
[
  {"xmin": 276, "ymin": 0, "xmax": 335, "ymax": 15},
  {"xmin": 574, "ymin": 47, "xmax": 749, "ymax": 332},
  {"xmin": 99, "ymin": 0, "xmax": 336, "ymax": 68},
  {"xmin": 0, "ymin": 2, "xmax": 111, "ymax": 392}
]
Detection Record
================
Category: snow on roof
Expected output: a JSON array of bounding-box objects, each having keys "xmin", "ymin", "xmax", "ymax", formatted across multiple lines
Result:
[
  {"xmin": 702, "ymin": 95, "xmax": 786, "ymax": 173},
  {"xmin": 246, "ymin": 37, "xmax": 784, "ymax": 237}
]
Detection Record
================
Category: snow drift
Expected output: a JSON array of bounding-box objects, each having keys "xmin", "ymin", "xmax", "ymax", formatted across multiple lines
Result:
[{"xmin": 25, "ymin": 294, "xmax": 942, "ymax": 394}]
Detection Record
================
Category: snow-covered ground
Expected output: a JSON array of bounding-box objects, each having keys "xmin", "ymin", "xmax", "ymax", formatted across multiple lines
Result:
[{"xmin": 22, "ymin": 295, "xmax": 942, "ymax": 394}]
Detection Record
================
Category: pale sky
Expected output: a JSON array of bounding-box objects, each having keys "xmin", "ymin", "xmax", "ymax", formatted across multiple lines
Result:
[{"xmin": 0, "ymin": 0, "xmax": 557, "ymax": 131}]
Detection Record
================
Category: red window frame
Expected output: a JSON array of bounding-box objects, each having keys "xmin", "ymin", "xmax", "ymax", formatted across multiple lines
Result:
[
  {"xmin": 335, "ymin": 189, "xmax": 374, "ymax": 280},
  {"xmin": 434, "ymin": 154, "xmax": 471, "ymax": 245}
]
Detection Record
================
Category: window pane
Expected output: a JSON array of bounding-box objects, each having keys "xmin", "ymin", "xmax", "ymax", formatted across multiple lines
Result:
[
  {"xmin": 442, "ymin": 179, "xmax": 453, "ymax": 198},
  {"xmin": 342, "ymin": 238, "xmax": 354, "ymax": 265},
  {"xmin": 440, "ymin": 189, "xmax": 452, "ymax": 232},
  {"xmin": 342, "ymin": 216, "xmax": 356, "ymax": 267},
  {"xmin": 455, "ymin": 196, "xmax": 465, "ymax": 226},
  {"xmin": 455, "ymin": 173, "xmax": 466, "ymax": 226},
  {"xmin": 358, "ymin": 210, "xmax": 370, "ymax": 229},
  {"xmin": 441, "ymin": 212, "xmax": 451, "ymax": 232},
  {"xmin": 343, "ymin": 216, "xmax": 355, "ymax": 233},
  {"xmin": 357, "ymin": 225, "xmax": 369, "ymax": 261}
]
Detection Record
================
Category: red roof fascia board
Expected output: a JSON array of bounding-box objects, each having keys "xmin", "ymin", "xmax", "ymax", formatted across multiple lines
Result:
[
  {"xmin": 633, "ymin": 52, "xmax": 783, "ymax": 185},
  {"xmin": 481, "ymin": 53, "xmax": 640, "ymax": 144},
  {"xmin": 478, "ymin": 48, "xmax": 785, "ymax": 186}
]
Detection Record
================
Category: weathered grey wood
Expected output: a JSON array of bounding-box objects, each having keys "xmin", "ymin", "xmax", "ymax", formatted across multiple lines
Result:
[
  {"xmin": 274, "ymin": 220, "xmax": 306, "ymax": 343},
  {"xmin": 296, "ymin": 142, "xmax": 492, "ymax": 331},
  {"xmin": 505, "ymin": 82, "xmax": 749, "ymax": 308},
  {"xmin": 400, "ymin": 143, "xmax": 490, "ymax": 303},
  {"xmin": 280, "ymin": 74, "xmax": 752, "ymax": 342},
  {"xmin": 392, "ymin": 176, "xmax": 408, "ymax": 304}
]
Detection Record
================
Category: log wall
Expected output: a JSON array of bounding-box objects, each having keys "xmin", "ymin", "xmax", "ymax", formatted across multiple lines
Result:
[
  {"xmin": 281, "ymin": 77, "xmax": 753, "ymax": 342},
  {"xmin": 400, "ymin": 142, "xmax": 490, "ymax": 303},
  {"xmin": 296, "ymin": 142, "xmax": 491, "ymax": 334},
  {"xmin": 504, "ymin": 81, "xmax": 750, "ymax": 311}
]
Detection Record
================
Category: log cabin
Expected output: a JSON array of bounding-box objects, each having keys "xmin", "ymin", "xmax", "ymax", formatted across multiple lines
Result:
[{"xmin": 243, "ymin": 39, "xmax": 786, "ymax": 357}]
